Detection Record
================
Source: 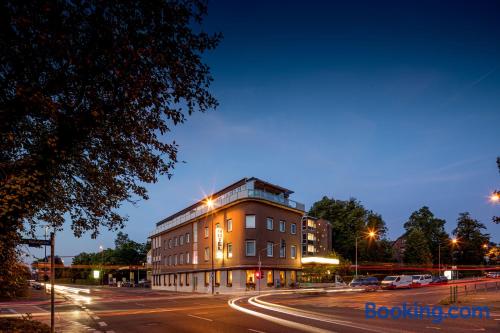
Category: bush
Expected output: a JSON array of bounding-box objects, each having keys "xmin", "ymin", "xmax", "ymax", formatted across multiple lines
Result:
[{"xmin": 0, "ymin": 317, "xmax": 50, "ymax": 333}]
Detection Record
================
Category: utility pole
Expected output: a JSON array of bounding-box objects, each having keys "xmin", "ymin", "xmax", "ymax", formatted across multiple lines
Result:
[{"xmin": 50, "ymin": 232, "xmax": 55, "ymax": 333}]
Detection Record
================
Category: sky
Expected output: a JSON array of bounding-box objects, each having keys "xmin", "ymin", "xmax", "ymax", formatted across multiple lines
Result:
[{"xmin": 26, "ymin": 0, "xmax": 499, "ymax": 262}]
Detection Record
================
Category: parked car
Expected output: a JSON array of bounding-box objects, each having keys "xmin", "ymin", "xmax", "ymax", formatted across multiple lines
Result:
[
  {"xmin": 412, "ymin": 274, "xmax": 433, "ymax": 286},
  {"xmin": 486, "ymin": 272, "xmax": 500, "ymax": 278},
  {"xmin": 30, "ymin": 280, "xmax": 42, "ymax": 290},
  {"xmin": 381, "ymin": 275, "xmax": 412, "ymax": 289},
  {"xmin": 349, "ymin": 276, "xmax": 379, "ymax": 287},
  {"xmin": 430, "ymin": 276, "xmax": 449, "ymax": 285}
]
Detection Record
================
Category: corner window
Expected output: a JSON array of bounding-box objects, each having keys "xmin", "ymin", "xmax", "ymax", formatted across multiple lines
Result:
[
  {"xmin": 291, "ymin": 223, "xmax": 297, "ymax": 234},
  {"xmin": 279, "ymin": 220, "xmax": 286, "ymax": 232},
  {"xmin": 245, "ymin": 240, "xmax": 256, "ymax": 256},
  {"xmin": 245, "ymin": 215, "xmax": 256, "ymax": 229},
  {"xmin": 227, "ymin": 243, "xmax": 233, "ymax": 258},
  {"xmin": 227, "ymin": 219, "xmax": 233, "ymax": 232},
  {"xmin": 266, "ymin": 218, "xmax": 274, "ymax": 230},
  {"xmin": 267, "ymin": 242, "xmax": 274, "ymax": 257}
]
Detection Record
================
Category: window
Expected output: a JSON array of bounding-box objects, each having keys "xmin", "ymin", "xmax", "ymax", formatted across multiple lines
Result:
[
  {"xmin": 227, "ymin": 243, "xmax": 233, "ymax": 258},
  {"xmin": 215, "ymin": 270, "xmax": 221, "ymax": 286},
  {"xmin": 168, "ymin": 274, "xmax": 172, "ymax": 286},
  {"xmin": 186, "ymin": 233, "xmax": 190, "ymax": 243},
  {"xmin": 168, "ymin": 239, "xmax": 172, "ymax": 249},
  {"xmin": 245, "ymin": 240, "xmax": 256, "ymax": 256},
  {"xmin": 174, "ymin": 254, "xmax": 178, "ymax": 265},
  {"xmin": 291, "ymin": 223, "xmax": 297, "ymax": 234},
  {"xmin": 291, "ymin": 245, "xmax": 297, "ymax": 259},
  {"xmin": 174, "ymin": 237, "xmax": 178, "ymax": 247},
  {"xmin": 291, "ymin": 270, "xmax": 297, "ymax": 283},
  {"xmin": 279, "ymin": 220, "xmax": 286, "ymax": 232},
  {"xmin": 227, "ymin": 270, "xmax": 233, "ymax": 287},
  {"xmin": 204, "ymin": 247, "xmax": 210, "ymax": 261},
  {"xmin": 180, "ymin": 235, "xmax": 184, "ymax": 245},
  {"xmin": 267, "ymin": 270, "xmax": 274, "ymax": 285},
  {"xmin": 180, "ymin": 272, "xmax": 184, "ymax": 286},
  {"xmin": 266, "ymin": 217, "xmax": 274, "ymax": 230},
  {"xmin": 246, "ymin": 270, "xmax": 255, "ymax": 284},
  {"xmin": 205, "ymin": 271, "xmax": 210, "ymax": 286},
  {"xmin": 267, "ymin": 242, "xmax": 274, "ymax": 257},
  {"xmin": 307, "ymin": 233, "xmax": 315, "ymax": 241},
  {"xmin": 280, "ymin": 240, "xmax": 286, "ymax": 258},
  {"xmin": 185, "ymin": 273, "xmax": 190, "ymax": 286},
  {"xmin": 193, "ymin": 222, "xmax": 198, "ymax": 242},
  {"xmin": 168, "ymin": 256, "xmax": 172, "ymax": 266},
  {"xmin": 193, "ymin": 250, "xmax": 198, "ymax": 264},
  {"xmin": 227, "ymin": 219, "xmax": 233, "ymax": 232},
  {"xmin": 186, "ymin": 252, "xmax": 190, "ymax": 264},
  {"xmin": 179, "ymin": 253, "xmax": 184, "ymax": 265},
  {"xmin": 307, "ymin": 244, "xmax": 315, "ymax": 253},
  {"xmin": 245, "ymin": 215, "xmax": 256, "ymax": 229},
  {"xmin": 204, "ymin": 226, "xmax": 209, "ymax": 238}
]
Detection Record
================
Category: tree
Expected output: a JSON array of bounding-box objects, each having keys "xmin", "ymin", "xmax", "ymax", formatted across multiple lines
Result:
[
  {"xmin": 309, "ymin": 197, "xmax": 390, "ymax": 262},
  {"xmin": 404, "ymin": 206, "xmax": 450, "ymax": 264},
  {"xmin": 452, "ymin": 212, "xmax": 490, "ymax": 265},
  {"xmin": 493, "ymin": 157, "xmax": 500, "ymax": 224},
  {"xmin": 403, "ymin": 229, "xmax": 432, "ymax": 264},
  {"xmin": 0, "ymin": 0, "xmax": 221, "ymax": 292}
]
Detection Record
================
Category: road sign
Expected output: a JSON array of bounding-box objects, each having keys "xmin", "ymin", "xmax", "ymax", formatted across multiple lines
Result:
[{"xmin": 20, "ymin": 238, "xmax": 51, "ymax": 247}]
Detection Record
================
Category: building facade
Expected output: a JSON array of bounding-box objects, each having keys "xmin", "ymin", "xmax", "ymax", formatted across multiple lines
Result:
[
  {"xmin": 301, "ymin": 216, "xmax": 332, "ymax": 257},
  {"xmin": 150, "ymin": 177, "xmax": 305, "ymax": 293}
]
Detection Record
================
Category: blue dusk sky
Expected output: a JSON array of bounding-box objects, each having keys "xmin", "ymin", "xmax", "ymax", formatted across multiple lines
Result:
[{"xmin": 27, "ymin": 0, "xmax": 499, "ymax": 261}]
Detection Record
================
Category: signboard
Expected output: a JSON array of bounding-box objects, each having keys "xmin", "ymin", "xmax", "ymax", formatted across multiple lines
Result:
[
  {"xmin": 215, "ymin": 224, "xmax": 223, "ymax": 259},
  {"xmin": 20, "ymin": 238, "xmax": 51, "ymax": 247}
]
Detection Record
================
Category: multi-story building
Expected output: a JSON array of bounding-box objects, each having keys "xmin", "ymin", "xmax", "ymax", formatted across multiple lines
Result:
[
  {"xmin": 301, "ymin": 216, "xmax": 332, "ymax": 257},
  {"xmin": 150, "ymin": 177, "xmax": 305, "ymax": 293}
]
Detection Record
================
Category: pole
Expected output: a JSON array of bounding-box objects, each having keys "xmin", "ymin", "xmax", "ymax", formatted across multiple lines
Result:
[
  {"xmin": 211, "ymin": 213, "xmax": 214, "ymax": 295},
  {"xmin": 438, "ymin": 244, "xmax": 441, "ymax": 276},
  {"xmin": 258, "ymin": 253, "xmax": 262, "ymax": 295},
  {"xmin": 355, "ymin": 236, "xmax": 358, "ymax": 278},
  {"xmin": 50, "ymin": 232, "xmax": 55, "ymax": 333}
]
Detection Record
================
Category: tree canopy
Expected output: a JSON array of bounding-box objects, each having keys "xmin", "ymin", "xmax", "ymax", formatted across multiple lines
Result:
[
  {"xmin": 308, "ymin": 196, "xmax": 392, "ymax": 263},
  {"xmin": 403, "ymin": 228, "xmax": 433, "ymax": 264},
  {"xmin": 452, "ymin": 212, "xmax": 490, "ymax": 265}
]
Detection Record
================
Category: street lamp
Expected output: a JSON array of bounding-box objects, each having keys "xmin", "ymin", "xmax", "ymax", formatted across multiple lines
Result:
[
  {"xmin": 204, "ymin": 197, "xmax": 215, "ymax": 295},
  {"xmin": 489, "ymin": 192, "xmax": 500, "ymax": 203},
  {"xmin": 99, "ymin": 245, "xmax": 104, "ymax": 285},
  {"xmin": 450, "ymin": 238, "xmax": 459, "ymax": 280},
  {"xmin": 355, "ymin": 230, "xmax": 377, "ymax": 278}
]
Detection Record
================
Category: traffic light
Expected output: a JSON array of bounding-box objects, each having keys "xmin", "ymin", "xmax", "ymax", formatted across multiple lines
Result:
[{"xmin": 255, "ymin": 271, "xmax": 261, "ymax": 279}]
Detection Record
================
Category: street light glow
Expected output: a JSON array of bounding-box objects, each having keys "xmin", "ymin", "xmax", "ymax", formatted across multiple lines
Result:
[
  {"xmin": 368, "ymin": 231, "xmax": 376, "ymax": 238},
  {"xmin": 451, "ymin": 238, "xmax": 458, "ymax": 244},
  {"xmin": 205, "ymin": 198, "xmax": 214, "ymax": 209},
  {"xmin": 490, "ymin": 192, "xmax": 500, "ymax": 203}
]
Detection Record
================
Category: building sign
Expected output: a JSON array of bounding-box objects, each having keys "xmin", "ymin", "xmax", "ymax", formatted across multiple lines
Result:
[
  {"xmin": 215, "ymin": 224, "xmax": 223, "ymax": 259},
  {"xmin": 20, "ymin": 238, "xmax": 51, "ymax": 247}
]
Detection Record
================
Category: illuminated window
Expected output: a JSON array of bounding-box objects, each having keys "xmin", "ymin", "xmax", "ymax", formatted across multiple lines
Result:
[
  {"xmin": 307, "ymin": 233, "xmax": 315, "ymax": 241},
  {"xmin": 266, "ymin": 218, "xmax": 274, "ymax": 230},
  {"xmin": 180, "ymin": 273, "xmax": 184, "ymax": 286},
  {"xmin": 215, "ymin": 270, "xmax": 221, "ymax": 286},
  {"xmin": 227, "ymin": 243, "xmax": 233, "ymax": 258},
  {"xmin": 307, "ymin": 219, "xmax": 316, "ymax": 228},
  {"xmin": 227, "ymin": 219, "xmax": 233, "ymax": 232},
  {"xmin": 204, "ymin": 271, "xmax": 210, "ymax": 286},
  {"xmin": 227, "ymin": 270, "xmax": 233, "ymax": 287},
  {"xmin": 185, "ymin": 273, "xmax": 190, "ymax": 286},
  {"xmin": 193, "ymin": 250, "xmax": 198, "ymax": 264},
  {"xmin": 267, "ymin": 242, "xmax": 274, "ymax": 257},
  {"xmin": 246, "ymin": 270, "xmax": 255, "ymax": 284},
  {"xmin": 279, "ymin": 220, "xmax": 286, "ymax": 232},
  {"xmin": 245, "ymin": 240, "xmax": 256, "ymax": 256},
  {"xmin": 291, "ymin": 270, "xmax": 296, "ymax": 283},
  {"xmin": 267, "ymin": 270, "xmax": 274, "ymax": 285},
  {"xmin": 291, "ymin": 245, "xmax": 297, "ymax": 259},
  {"xmin": 307, "ymin": 244, "xmax": 315, "ymax": 253}
]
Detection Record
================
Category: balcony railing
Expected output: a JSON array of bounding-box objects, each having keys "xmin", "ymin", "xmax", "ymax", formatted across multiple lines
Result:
[{"xmin": 150, "ymin": 188, "xmax": 305, "ymax": 236}]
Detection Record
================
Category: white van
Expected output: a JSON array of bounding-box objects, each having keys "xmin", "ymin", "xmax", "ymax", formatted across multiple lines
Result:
[
  {"xmin": 412, "ymin": 274, "xmax": 432, "ymax": 286},
  {"xmin": 381, "ymin": 275, "xmax": 412, "ymax": 289}
]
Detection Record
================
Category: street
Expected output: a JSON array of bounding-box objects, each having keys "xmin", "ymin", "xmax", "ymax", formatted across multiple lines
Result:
[{"xmin": 1, "ymin": 279, "xmax": 498, "ymax": 332}]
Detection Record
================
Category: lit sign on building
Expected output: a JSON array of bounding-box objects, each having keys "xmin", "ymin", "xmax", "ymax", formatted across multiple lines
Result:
[
  {"xmin": 215, "ymin": 224, "xmax": 223, "ymax": 259},
  {"xmin": 93, "ymin": 270, "xmax": 100, "ymax": 279}
]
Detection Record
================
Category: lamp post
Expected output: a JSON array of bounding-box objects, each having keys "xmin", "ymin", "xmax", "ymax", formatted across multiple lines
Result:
[
  {"xmin": 355, "ymin": 230, "xmax": 376, "ymax": 278},
  {"xmin": 451, "ymin": 238, "xmax": 458, "ymax": 280},
  {"xmin": 205, "ymin": 198, "xmax": 215, "ymax": 295},
  {"xmin": 99, "ymin": 245, "xmax": 104, "ymax": 285}
]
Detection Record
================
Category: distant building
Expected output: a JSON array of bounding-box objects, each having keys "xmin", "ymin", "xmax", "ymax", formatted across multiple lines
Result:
[
  {"xmin": 149, "ymin": 177, "xmax": 305, "ymax": 293},
  {"xmin": 392, "ymin": 234, "xmax": 407, "ymax": 263},
  {"xmin": 301, "ymin": 216, "xmax": 332, "ymax": 257}
]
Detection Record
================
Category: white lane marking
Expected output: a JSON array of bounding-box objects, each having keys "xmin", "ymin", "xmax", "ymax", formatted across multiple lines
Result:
[
  {"xmin": 248, "ymin": 329, "xmax": 266, "ymax": 333},
  {"xmin": 98, "ymin": 321, "xmax": 108, "ymax": 327},
  {"xmin": 228, "ymin": 298, "xmax": 334, "ymax": 333},
  {"xmin": 188, "ymin": 314, "xmax": 213, "ymax": 322}
]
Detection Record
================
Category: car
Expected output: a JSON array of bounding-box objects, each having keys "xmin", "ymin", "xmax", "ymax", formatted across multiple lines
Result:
[
  {"xmin": 486, "ymin": 272, "xmax": 500, "ymax": 278},
  {"xmin": 381, "ymin": 275, "xmax": 412, "ymax": 289},
  {"xmin": 30, "ymin": 281, "xmax": 42, "ymax": 290},
  {"xmin": 430, "ymin": 276, "xmax": 448, "ymax": 285},
  {"xmin": 138, "ymin": 279, "xmax": 151, "ymax": 288},
  {"xmin": 349, "ymin": 276, "xmax": 379, "ymax": 287},
  {"xmin": 412, "ymin": 274, "xmax": 433, "ymax": 286}
]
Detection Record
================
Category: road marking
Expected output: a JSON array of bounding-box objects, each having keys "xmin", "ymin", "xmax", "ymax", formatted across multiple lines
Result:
[
  {"xmin": 426, "ymin": 327, "xmax": 441, "ymax": 330},
  {"xmin": 248, "ymin": 329, "xmax": 266, "ymax": 333},
  {"xmin": 93, "ymin": 315, "xmax": 100, "ymax": 320},
  {"xmin": 188, "ymin": 314, "xmax": 213, "ymax": 322},
  {"xmin": 98, "ymin": 321, "xmax": 108, "ymax": 327}
]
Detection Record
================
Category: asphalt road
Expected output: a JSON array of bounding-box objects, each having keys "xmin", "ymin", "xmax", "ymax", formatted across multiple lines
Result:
[{"xmin": 4, "ymin": 280, "xmax": 499, "ymax": 333}]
